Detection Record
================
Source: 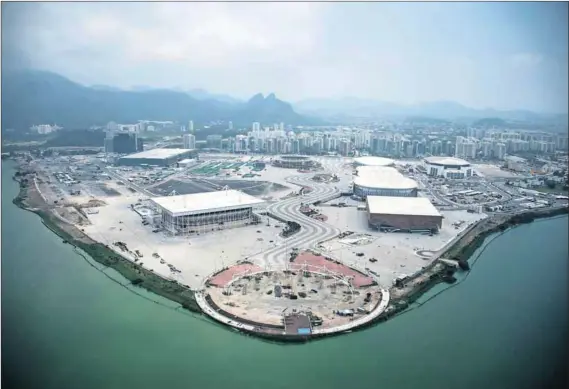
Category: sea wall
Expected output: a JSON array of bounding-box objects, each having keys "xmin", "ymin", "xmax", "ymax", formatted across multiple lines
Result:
[
  {"xmin": 378, "ymin": 206, "xmax": 569, "ymax": 322},
  {"xmin": 10, "ymin": 163, "xmax": 568, "ymax": 341},
  {"xmin": 443, "ymin": 207, "xmax": 568, "ymax": 261},
  {"xmin": 12, "ymin": 172, "xmax": 201, "ymax": 313}
]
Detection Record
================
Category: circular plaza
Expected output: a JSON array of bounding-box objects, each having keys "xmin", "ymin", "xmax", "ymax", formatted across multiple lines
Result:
[{"xmin": 196, "ymin": 251, "xmax": 390, "ymax": 340}]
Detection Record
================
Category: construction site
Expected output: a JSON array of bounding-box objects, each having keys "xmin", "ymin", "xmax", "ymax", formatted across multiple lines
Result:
[
  {"xmin": 17, "ymin": 151, "xmax": 521, "ymax": 338},
  {"xmin": 201, "ymin": 251, "xmax": 388, "ymax": 336}
]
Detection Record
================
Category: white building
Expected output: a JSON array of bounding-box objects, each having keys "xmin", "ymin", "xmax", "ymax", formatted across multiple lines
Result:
[
  {"xmin": 505, "ymin": 156, "xmax": 527, "ymax": 172},
  {"xmin": 423, "ymin": 156, "xmax": 473, "ymax": 179},
  {"xmin": 494, "ymin": 143, "xmax": 506, "ymax": 160},
  {"xmin": 30, "ymin": 124, "xmax": 61, "ymax": 134},
  {"xmin": 150, "ymin": 190, "xmax": 265, "ymax": 235},
  {"xmin": 183, "ymin": 134, "xmax": 196, "ymax": 150},
  {"xmin": 353, "ymin": 166, "xmax": 418, "ymax": 198}
]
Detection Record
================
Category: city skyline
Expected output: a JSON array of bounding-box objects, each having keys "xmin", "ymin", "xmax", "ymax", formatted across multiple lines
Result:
[{"xmin": 2, "ymin": 2, "xmax": 568, "ymax": 113}]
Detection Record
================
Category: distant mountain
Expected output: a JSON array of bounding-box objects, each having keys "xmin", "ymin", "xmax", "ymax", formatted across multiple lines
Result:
[
  {"xmin": 90, "ymin": 84, "xmax": 122, "ymax": 92},
  {"xmin": 185, "ymin": 88, "xmax": 242, "ymax": 105},
  {"xmin": 295, "ymin": 97, "xmax": 568, "ymax": 125},
  {"xmin": 1, "ymin": 69, "xmax": 320, "ymax": 131}
]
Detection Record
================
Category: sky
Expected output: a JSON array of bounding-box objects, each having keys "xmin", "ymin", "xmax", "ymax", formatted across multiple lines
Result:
[{"xmin": 2, "ymin": 2, "xmax": 568, "ymax": 113}]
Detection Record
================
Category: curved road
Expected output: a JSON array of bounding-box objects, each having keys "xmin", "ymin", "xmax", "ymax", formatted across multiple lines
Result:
[{"xmin": 254, "ymin": 158, "xmax": 346, "ymax": 269}]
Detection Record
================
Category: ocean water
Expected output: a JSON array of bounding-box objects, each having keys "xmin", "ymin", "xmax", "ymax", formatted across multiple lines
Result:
[{"xmin": 2, "ymin": 161, "xmax": 567, "ymax": 389}]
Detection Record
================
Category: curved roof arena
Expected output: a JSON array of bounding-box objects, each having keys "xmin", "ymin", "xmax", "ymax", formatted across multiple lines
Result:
[
  {"xmin": 353, "ymin": 156, "xmax": 395, "ymax": 167},
  {"xmin": 354, "ymin": 166, "xmax": 418, "ymax": 190},
  {"xmin": 424, "ymin": 156, "xmax": 470, "ymax": 167}
]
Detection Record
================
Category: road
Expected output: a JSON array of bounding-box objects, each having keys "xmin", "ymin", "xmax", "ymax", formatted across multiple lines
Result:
[
  {"xmin": 107, "ymin": 157, "xmax": 348, "ymax": 270},
  {"xmin": 254, "ymin": 158, "xmax": 347, "ymax": 269}
]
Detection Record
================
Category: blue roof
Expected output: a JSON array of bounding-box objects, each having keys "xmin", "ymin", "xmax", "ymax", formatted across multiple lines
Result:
[{"xmin": 297, "ymin": 328, "xmax": 311, "ymax": 335}]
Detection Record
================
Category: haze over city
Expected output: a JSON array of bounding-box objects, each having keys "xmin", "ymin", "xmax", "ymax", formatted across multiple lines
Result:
[{"xmin": 3, "ymin": 1, "xmax": 568, "ymax": 113}]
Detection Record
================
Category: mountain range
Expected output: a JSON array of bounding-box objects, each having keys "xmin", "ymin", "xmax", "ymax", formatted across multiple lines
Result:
[
  {"xmin": 3, "ymin": 69, "xmax": 566, "ymax": 132},
  {"xmin": 1, "ymin": 69, "xmax": 318, "ymax": 131},
  {"xmin": 294, "ymin": 97, "xmax": 568, "ymax": 124}
]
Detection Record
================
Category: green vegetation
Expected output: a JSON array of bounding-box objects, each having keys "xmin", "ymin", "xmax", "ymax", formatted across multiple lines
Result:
[
  {"xmin": 535, "ymin": 185, "xmax": 569, "ymax": 195},
  {"xmin": 190, "ymin": 161, "xmax": 251, "ymax": 176}
]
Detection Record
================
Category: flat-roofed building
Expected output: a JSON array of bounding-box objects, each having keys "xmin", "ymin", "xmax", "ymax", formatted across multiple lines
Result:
[
  {"xmin": 366, "ymin": 196, "xmax": 443, "ymax": 232},
  {"xmin": 150, "ymin": 189, "xmax": 265, "ymax": 235},
  {"xmin": 117, "ymin": 148, "xmax": 196, "ymax": 167}
]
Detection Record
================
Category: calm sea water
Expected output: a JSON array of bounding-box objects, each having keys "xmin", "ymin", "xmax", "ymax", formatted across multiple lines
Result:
[{"xmin": 2, "ymin": 161, "xmax": 567, "ymax": 389}]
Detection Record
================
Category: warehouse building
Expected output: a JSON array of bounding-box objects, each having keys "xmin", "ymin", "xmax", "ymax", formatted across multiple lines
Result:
[
  {"xmin": 366, "ymin": 196, "xmax": 443, "ymax": 232},
  {"xmin": 150, "ymin": 189, "xmax": 265, "ymax": 235},
  {"xmin": 117, "ymin": 148, "xmax": 195, "ymax": 167},
  {"xmin": 353, "ymin": 166, "xmax": 418, "ymax": 198}
]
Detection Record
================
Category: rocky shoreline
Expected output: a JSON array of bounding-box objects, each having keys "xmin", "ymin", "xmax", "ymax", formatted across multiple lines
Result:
[{"xmin": 10, "ymin": 163, "xmax": 568, "ymax": 341}]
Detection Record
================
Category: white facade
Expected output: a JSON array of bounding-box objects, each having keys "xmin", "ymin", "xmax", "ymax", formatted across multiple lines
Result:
[
  {"xmin": 353, "ymin": 166, "xmax": 418, "ymax": 198},
  {"xmin": 423, "ymin": 157, "xmax": 472, "ymax": 179},
  {"xmin": 183, "ymin": 134, "xmax": 196, "ymax": 149},
  {"xmin": 151, "ymin": 190, "xmax": 265, "ymax": 236}
]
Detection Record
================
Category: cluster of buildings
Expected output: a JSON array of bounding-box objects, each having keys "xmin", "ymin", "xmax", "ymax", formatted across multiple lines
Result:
[
  {"xmin": 99, "ymin": 119, "xmax": 567, "ymax": 165},
  {"xmin": 348, "ymin": 157, "xmax": 443, "ymax": 232},
  {"xmin": 456, "ymin": 129, "xmax": 568, "ymax": 160},
  {"xmin": 30, "ymin": 124, "xmax": 62, "ymax": 134}
]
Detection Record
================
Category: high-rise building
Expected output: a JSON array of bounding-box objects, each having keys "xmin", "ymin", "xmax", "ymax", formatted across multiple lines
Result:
[
  {"xmin": 494, "ymin": 143, "xmax": 506, "ymax": 160},
  {"xmin": 188, "ymin": 120, "xmax": 194, "ymax": 133},
  {"xmin": 252, "ymin": 122, "xmax": 261, "ymax": 131},
  {"xmin": 183, "ymin": 134, "xmax": 196, "ymax": 150},
  {"xmin": 339, "ymin": 139, "xmax": 351, "ymax": 156},
  {"xmin": 112, "ymin": 133, "xmax": 142, "ymax": 154},
  {"xmin": 228, "ymin": 121, "xmax": 233, "ymax": 130},
  {"xmin": 206, "ymin": 135, "xmax": 223, "ymax": 149},
  {"xmin": 104, "ymin": 138, "xmax": 114, "ymax": 153}
]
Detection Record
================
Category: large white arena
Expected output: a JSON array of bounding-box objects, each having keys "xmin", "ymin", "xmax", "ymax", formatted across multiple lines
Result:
[
  {"xmin": 423, "ymin": 156, "xmax": 473, "ymax": 179},
  {"xmin": 150, "ymin": 190, "xmax": 265, "ymax": 235},
  {"xmin": 353, "ymin": 166, "xmax": 418, "ymax": 198},
  {"xmin": 353, "ymin": 156, "xmax": 395, "ymax": 167}
]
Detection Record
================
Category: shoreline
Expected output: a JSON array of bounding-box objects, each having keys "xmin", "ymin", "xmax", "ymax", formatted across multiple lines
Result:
[{"xmin": 9, "ymin": 162, "xmax": 568, "ymax": 342}]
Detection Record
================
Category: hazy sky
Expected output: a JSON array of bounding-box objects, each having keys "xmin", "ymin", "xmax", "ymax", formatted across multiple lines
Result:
[{"xmin": 3, "ymin": 2, "xmax": 568, "ymax": 112}]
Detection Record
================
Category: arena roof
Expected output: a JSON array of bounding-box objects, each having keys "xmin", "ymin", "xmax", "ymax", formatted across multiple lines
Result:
[
  {"xmin": 120, "ymin": 148, "xmax": 190, "ymax": 160},
  {"xmin": 150, "ymin": 190, "xmax": 265, "ymax": 217},
  {"xmin": 424, "ymin": 156, "xmax": 470, "ymax": 167},
  {"xmin": 353, "ymin": 156, "xmax": 395, "ymax": 167},
  {"xmin": 277, "ymin": 155, "xmax": 311, "ymax": 160},
  {"xmin": 354, "ymin": 166, "xmax": 418, "ymax": 190},
  {"xmin": 366, "ymin": 196, "xmax": 442, "ymax": 217}
]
